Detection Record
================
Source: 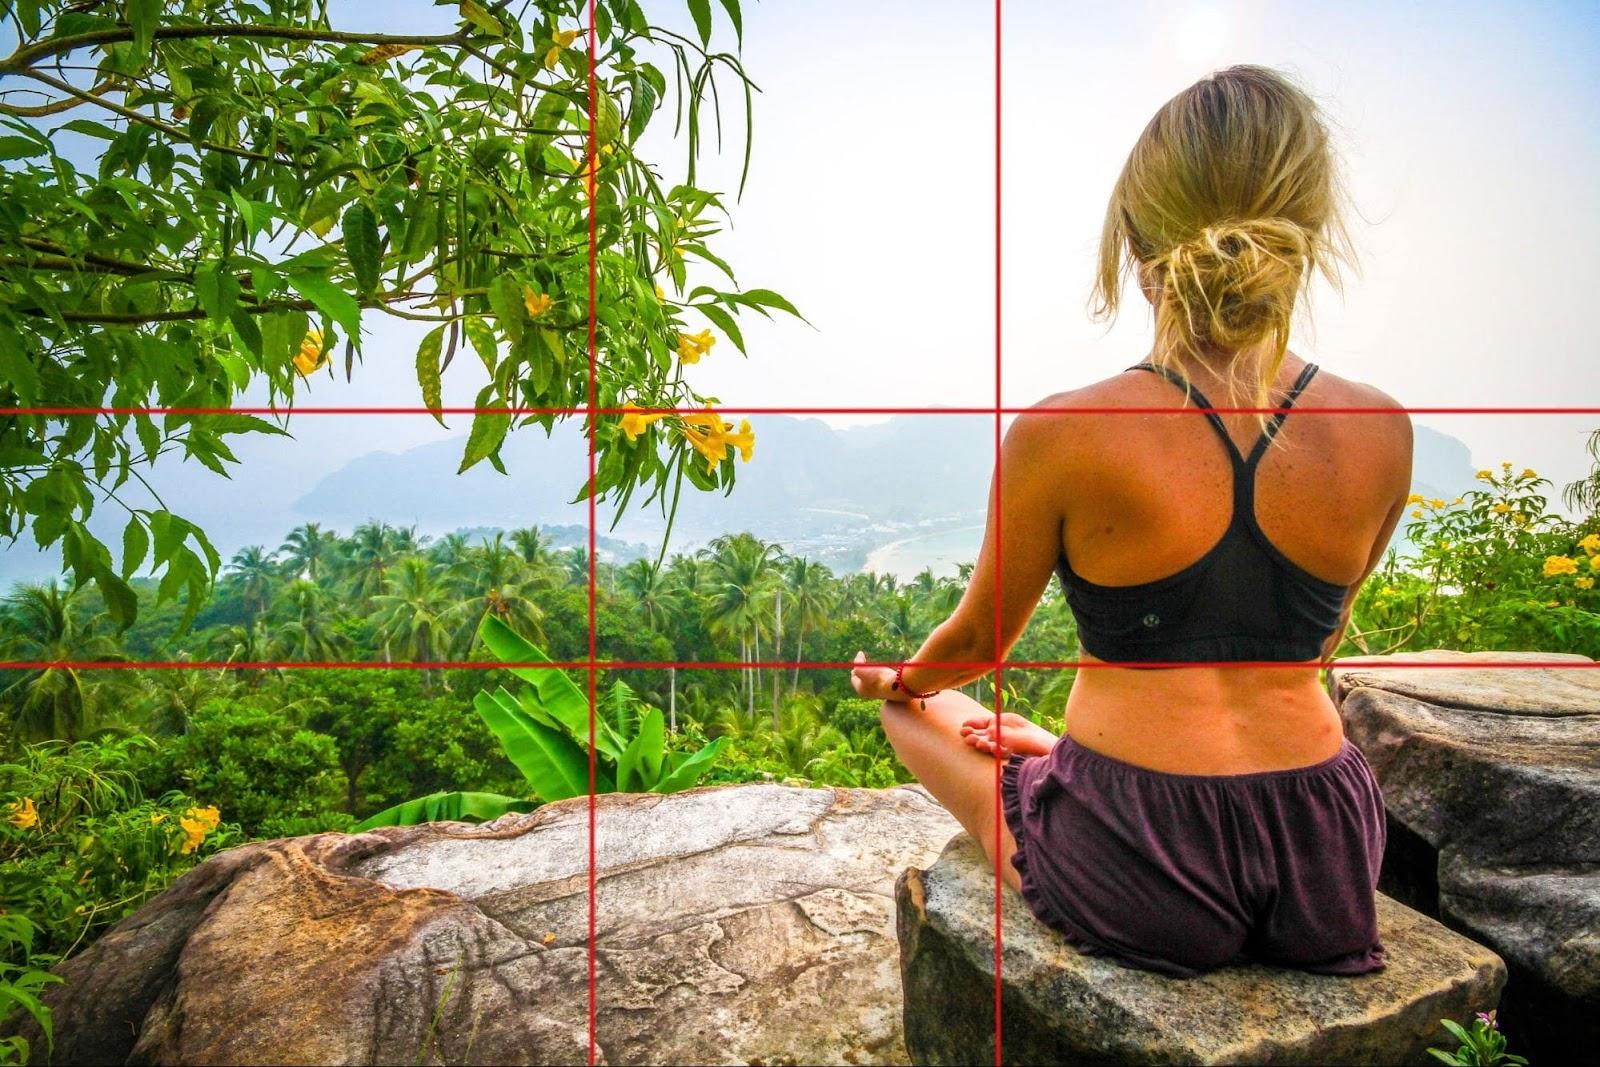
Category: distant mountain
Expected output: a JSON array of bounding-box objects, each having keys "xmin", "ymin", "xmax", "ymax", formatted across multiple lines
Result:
[{"xmin": 0, "ymin": 415, "xmax": 1478, "ymax": 584}]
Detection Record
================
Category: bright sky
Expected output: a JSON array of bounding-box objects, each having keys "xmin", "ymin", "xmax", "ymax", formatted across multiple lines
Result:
[
  {"xmin": 14, "ymin": 1, "xmax": 1588, "ymax": 500},
  {"xmin": 254, "ymin": 0, "xmax": 1600, "ymax": 500}
]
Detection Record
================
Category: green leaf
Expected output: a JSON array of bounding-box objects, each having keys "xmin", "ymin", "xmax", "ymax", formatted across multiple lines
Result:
[
  {"xmin": 487, "ymin": 274, "xmax": 524, "ymax": 344},
  {"xmin": 473, "ymin": 691, "xmax": 589, "ymax": 800},
  {"xmin": 287, "ymin": 272, "xmax": 361, "ymax": 340},
  {"xmin": 127, "ymin": 0, "xmax": 161, "ymax": 57},
  {"xmin": 654, "ymin": 737, "xmax": 725, "ymax": 793},
  {"xmin": 351, "ymin": 791, "xmax": 534, "ymax": 831},
  {"xmin": 121, "ymin": 516, "xmax": 148, "ymax": 578},
  {"xmin": 342, "ymin": 202, "xmax": 382, "ymax": 293},
  {"xmin": 459, "ymin": 0, "xmax": 506, "ymax": 35},
  {"xmin": 736, "ymin": 287, "xmax": 806, "ymax": 321},
  {"xmin": 717, "ymin": 0, "xmax": 743, "ymax": 42},
  {"xmin": 693, "ymin": 302, "xmax": 745, "ymax": 355},
  {"xmin": 194, "ymin": 265, "xmax": 240, "ymax": 323},
  {"xmin": 458, "ymin": 411, "xmax": 510, "ymax": 474},
  {"xmin": 416, "ymin": 325, "xmax": 446, "ymax": 426},
  {"xmin": 686, "ymin": 0, "xmax": 713, "ymax": 46},
  {"xmin": 462, "ymin": 316, "xmax": 497, "ymax": 374},
  {"xmin": 617, "ymin": 706, "xmax": 666, "ymax": 790},
  {"xmin": 478, "ymin": 616, "xmax": 624, "ymax": 758},
  {"xmin": 0, "ymin": 136, "xmax": 45, "ymax": 161}
]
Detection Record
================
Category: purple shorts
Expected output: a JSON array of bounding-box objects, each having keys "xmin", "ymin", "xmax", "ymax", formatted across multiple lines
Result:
[{"xmin": 1000, "ymin": 735, "xmax": 1387, "ymax": 978}]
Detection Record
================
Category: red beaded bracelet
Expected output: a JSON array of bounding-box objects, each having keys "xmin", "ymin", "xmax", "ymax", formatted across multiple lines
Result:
[{"xmin": 892, "ymin": 662, "xmax": 940, "ymax": 701}]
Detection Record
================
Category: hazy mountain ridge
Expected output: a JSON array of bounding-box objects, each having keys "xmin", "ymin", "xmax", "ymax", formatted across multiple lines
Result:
[{"xmin": 0, "ymin": 416, "xmax": 1478, "ymax": 583}]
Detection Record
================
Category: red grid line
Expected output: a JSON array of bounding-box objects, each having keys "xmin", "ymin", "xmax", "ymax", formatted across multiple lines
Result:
[
  {"xmin": 585, "ymin": 2, "xmax": 600, "ymax": 1062},
  {"xmin": 12, "ymin": 404, "xmax": 1599, "ymax": 416},
  {"xmin": 3, "ymin": 658, "xmax": 1596, "ymax": 671}
]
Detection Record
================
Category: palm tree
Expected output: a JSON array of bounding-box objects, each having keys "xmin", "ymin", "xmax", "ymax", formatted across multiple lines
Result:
[
  {"xmin": 430, "ymin": 532, "xmax": 471, "ymax": 567},
  {"xmin": 0, "ymin": 583, "xmax": 124, "ymax": 741},
  {"xmin": 369, "ymin": 557, "xmax": 456, "ymax": 688},
  {"xmin": 782, "ymin": 558, "xmax": 838, "ymax": 691},
  {"xmin": 132, "ymin": 666, "xmax": 237, "ymax": 736},
  {"xmin": 448, "ymin": 534, "xmax": 546, "ymax": 653},
  {"xmin": 224, "ymin": 545, "xmax": 278, "ymax": 621},
  {"xmin": 348, "ymin": 521, "xmax": 396, "ymax": 602},
  {"xmin": 559, "ymin": 546, "xmax": 589, "ymax": 586},
  {"xmin": 702, "ymin": 533, "xmax": 783, "ymax": 721},
  {"xmin": 617, "ymin": 559, "xmax": 682, "ymax": 633},
  {"xmin": 208, "ymin": 618, "xmax": 276, "ymax": 685},
  {"xmin": 270, "ymin": 580, "xmax": 353, "ymax": 662},
  {"xmin": 278, "ymin": 523, "xmax": 339, "ymax": 584}
]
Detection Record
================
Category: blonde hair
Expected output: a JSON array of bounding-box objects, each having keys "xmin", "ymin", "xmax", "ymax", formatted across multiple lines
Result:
[{"xmin": 1093, "ymin": 65, "xmax": 1350, "ymax": 416}]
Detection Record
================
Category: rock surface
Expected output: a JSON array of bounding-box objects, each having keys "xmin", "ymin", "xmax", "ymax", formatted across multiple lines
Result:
[
  {"xmin": 14, "ymin": 784, "xmax": 959, "ymax": 1066},
  {"xmin": 1330, "ymin": 650, "xmax": 1600, "ymax": 1065},
  {"xmin": 897, "ymin": 835, "xmax": 1506, "ymax": 1066}
]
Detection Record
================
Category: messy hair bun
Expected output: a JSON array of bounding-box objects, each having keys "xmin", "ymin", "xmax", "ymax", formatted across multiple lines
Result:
[{"xmin": 1094, "ymin": 66, "xmax": 1350, "ymax": 415}]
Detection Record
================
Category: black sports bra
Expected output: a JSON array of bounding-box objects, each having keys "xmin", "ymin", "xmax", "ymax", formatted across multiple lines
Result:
[{"xmin": 1056, "ymin": 362, "xmax": 1350, "ymax": 664}]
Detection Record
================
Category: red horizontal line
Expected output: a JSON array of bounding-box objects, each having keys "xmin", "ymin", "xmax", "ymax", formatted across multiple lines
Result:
[
  {"xmin": 6, "ymin": 405, "xmax": 1599, "ymax": 418},
  {"xmin": 4, "ymin": 659, "xmax": 1593, "ymax": 671}
]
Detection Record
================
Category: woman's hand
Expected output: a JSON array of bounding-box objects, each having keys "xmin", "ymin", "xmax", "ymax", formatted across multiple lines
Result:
[
  {"xmin": 960, "ymin": 712, "xmax": 1058, "ymax": 760},
  {"xmin": 850, "ymin": 651, "xmax": 909, "ymax": 703}
]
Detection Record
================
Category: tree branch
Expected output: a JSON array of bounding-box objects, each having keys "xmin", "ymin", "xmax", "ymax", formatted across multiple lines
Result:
[{"xmin": 1, "ymin": 25, "xmax": 468, "ymax": 76}]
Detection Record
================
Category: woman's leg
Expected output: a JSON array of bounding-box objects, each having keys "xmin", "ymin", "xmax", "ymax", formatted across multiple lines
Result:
[{"xmin": 880, "ymin": 690, "xmax": 1021, "ymax": 890}]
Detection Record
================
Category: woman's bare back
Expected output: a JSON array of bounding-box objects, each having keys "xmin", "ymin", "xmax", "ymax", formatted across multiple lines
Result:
[{"xmin": 1022, "ymin": 353, "xmax": 1413, "ymax": 774}]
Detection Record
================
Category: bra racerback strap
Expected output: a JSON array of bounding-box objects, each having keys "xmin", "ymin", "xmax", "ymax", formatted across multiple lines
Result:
[
  {"xmin": 1243, "ymin": 362, "xmax": 1320, "ymax": 468},
  {"xmin": 1128, "ymin": 362, "xmax": 1245, "ymax": 465}
]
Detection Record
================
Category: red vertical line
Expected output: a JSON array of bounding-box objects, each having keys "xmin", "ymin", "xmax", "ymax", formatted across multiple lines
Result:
[
  {"xmin": 585, "ymin": 1, "xmax": 600, "ymax": 1063},
  {"xmin": 992, "ymin": 1, "xmax": 1004, "ymax": 1064}
]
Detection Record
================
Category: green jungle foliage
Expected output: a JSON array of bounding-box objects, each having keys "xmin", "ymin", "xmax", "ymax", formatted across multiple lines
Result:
[{"xmin": 0, "ymin": 0, "xmax": 795, "ymax": 638}]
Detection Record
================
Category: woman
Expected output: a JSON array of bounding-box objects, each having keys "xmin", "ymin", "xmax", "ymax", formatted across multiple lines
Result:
[{"xmin": 851, "ymin": 66, "xmax": 1412, "ymax": 978}]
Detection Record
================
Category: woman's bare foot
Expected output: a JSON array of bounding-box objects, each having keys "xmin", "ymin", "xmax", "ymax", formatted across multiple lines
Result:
[{"xmin": 959, "ymin": 712, "xmax": 1058, "ymax": 760}]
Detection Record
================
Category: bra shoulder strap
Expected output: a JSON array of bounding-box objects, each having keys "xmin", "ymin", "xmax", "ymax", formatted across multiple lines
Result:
[
  {"xmin": 1243, "ymin": 362, "xmax": 1320, "ymax": 468},
  {"xmin": 1128, "ymin": 362, "xmax": 1244, "ymax": 465}
]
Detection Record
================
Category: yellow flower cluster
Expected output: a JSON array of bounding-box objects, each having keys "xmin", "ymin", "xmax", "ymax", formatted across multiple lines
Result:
[
  {"xmin": 1475, "ymin": 470, "xmax": 1494, "ymax": 480},
  {"xmin": 523, "ymin": 288, "xmax": 553, "ymax": 318},
  {"xmin": 293, "ymin": 328, "xmax": 327, "ymax": 376},
  {"xmin": 178, "ymin": 805, "xmax": 221, "ymax": 855},
  {"xmin": 1544, "ymin": 555, "xmax": 1578, "ymax": 578},
  {"xmin": 617, "ymin": 404, "xmax": 757, "ymax": 471},
  {"xmin": 6, "ymin": 797, "xmax": 38, "ymax": 830},
  {"xmin": 681, "ymin": 409, "xmax": 754, "ymax": 470},
  {"xmin": 545, "ymin": 28, "xmax": 580, "ymax": 70},
  {"xmin": 1579, "ymin": 533, "xmax": 1600, "ymax": 555},
  {"xmin": 677, "ymin": 330, "xmax": 715, "ymax": 364}
]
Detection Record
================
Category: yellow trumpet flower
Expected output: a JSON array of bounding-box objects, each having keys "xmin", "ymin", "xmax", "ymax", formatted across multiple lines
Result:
[
  {"xmin": 619, "ymin": 403, "xmax": 667, "ymax": 441},
  {"xmin": 545, "ymin": 27, "xmax": 581, "ymax": 70},
  {"xmin": 1578, "ymin": 533, "xmax": 1600, "ymax": 554},
  {"xmin": 293, "ymin": 328, "xmax": 327, "ymax": 376},
  {"xmin": 6, "ymin": 797, "xmax": 38, "ymax": 830},
  {"xmin": 523, "ymin": 289, "xmax": 553, "ymax": 318},
  {"xmin": 178, "ymin": 805, "xmax": 221, "ymax": 855},
  {"xmin": 676, "ymin": 330, "xmax": 715, "ymax": 364}
]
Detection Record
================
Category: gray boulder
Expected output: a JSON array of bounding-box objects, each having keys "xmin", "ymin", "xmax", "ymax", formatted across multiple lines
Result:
[
  {"xmin": 1331, "ymin": 650, "xmax": 1600, "ymax": 1064},
  {"xmin": 13, "ymin": 784, "xmax": 959, "ymax": 1065},
  {"xmin": 897, "ymin": 835, "xmax": 1505, "ymax": 1066}
]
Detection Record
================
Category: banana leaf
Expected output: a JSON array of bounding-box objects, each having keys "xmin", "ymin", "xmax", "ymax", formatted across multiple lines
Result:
[
  {"xmin": 478, "ymin": 616, "xmax": 625, "ymax": 758},
  {"xmin": 351, "ymin": 790, "xmax": 534, "ymax": 831},
  {"xmin": 473, "ymin": 690, "xmax": 591, "ymax": 801},
  {"xmin": 616, "ymin": 706, "xmax": 666, "ymax": 791},
  {"xmin": 653, "ymin": 736, "xmax": 727, "ymax": 794}
]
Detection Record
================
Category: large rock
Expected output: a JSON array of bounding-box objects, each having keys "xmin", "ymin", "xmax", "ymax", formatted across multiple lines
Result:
[
  {"xmin": 14, "ymin": 784, "xmax": 959, "ymax": 1065},
  {"xmin": 1331, "ymin": 650, "xmax": 1600, "ymax": 1065},
  {"xmin": 897, "ymin": 835, "xmax": 1506, "ymax": 1066}
]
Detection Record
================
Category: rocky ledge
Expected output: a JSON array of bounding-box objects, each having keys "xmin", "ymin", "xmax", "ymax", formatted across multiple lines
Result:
[
  {"xmin": 898, "ymin": 835, "xmax": 1505, "ymax": 1066},
  {"xmin": 12, "ymin": 784, "xmax": 959, "ymax": 1066},
  {"xmin": 1330, "ymin": 650, "xmax": 1600, "ymax": 1065}
]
